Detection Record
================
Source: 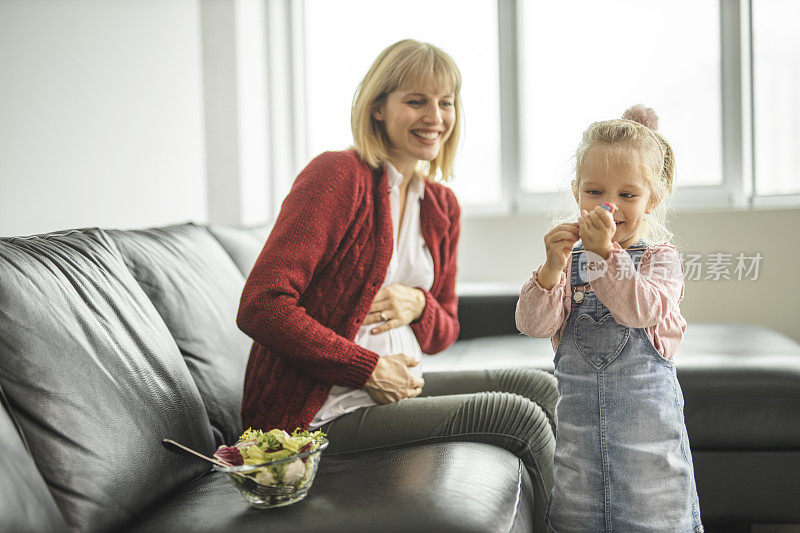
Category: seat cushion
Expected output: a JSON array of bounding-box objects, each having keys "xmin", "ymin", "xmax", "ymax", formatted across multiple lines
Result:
[
  {"xmin": 130, "ymin": 442, "xmax": 533, "ymax": 533},
  {"xmin": 427, "ymin": 323, "xmax": 800, "ymax": 450},
  {"xmin": 110, "ymin": 223, "xmax": 252, "ymax": 446},
  {"xmin": 0, "ymin": 229, "xmax": 215, "ymax": 532}
]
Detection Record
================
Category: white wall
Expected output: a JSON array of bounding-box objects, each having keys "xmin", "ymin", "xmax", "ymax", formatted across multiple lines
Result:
[{"xmin": 0, "ymin": 1, "xmax": 206, "ymax": 235}]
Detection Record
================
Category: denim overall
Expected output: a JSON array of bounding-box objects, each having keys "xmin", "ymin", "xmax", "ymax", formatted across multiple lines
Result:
[{"xmin": 545, "ymin": 244, "xmax": 703, "ymax": 532}]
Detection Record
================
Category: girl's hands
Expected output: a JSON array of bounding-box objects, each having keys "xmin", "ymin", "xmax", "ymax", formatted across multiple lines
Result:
[
  {"xmin": 538, "ymin": 222, "xmax": 580, "ymax": 289},
  {"xmin": 364, "ymin": 284, "xmax": 426, "ymax": 334},
  {"xmin": 578, "ymin": 206, "xmax": 615, "ymax": 258},
  {"xmin": 364, "ymin": 353, "xmax": 425, "ymax": 404}
]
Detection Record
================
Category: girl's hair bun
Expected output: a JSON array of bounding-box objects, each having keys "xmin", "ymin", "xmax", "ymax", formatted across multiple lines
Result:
[{"xmin": 622, "ymin": 104, "xmax": 659, "ymax": 131}]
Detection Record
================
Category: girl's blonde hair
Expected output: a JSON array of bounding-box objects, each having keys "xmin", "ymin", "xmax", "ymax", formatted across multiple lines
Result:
[
  {"xmin": 572, "ymin": 104, "xmax": 677, "ymax": 244},
  {"xmin": 351, "ymin": 39, "xmax": 462, "ymax": 181}
]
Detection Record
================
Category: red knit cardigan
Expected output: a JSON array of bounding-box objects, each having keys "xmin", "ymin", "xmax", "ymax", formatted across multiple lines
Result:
[{"xmin": 238, "ymin": 150, "xmax": 461, "ymax": 431}]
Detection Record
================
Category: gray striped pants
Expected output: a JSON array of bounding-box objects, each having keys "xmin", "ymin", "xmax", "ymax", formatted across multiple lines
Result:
[{"xmin": 319, "ymin": 368, "xmax": 558, "ymax": 533}]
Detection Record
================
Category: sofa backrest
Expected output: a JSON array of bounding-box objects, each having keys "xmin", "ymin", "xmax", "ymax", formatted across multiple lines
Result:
[
  {"xmin": 205, "ymin": 223, "xmax": 273, "ymax": 278},
  {"xmin": 0, "ymin": 229, "xmax": 215, "ymax": 531},
  {"xmin": 108, "ymin": 223, "xmax": 252, "ymax": 445}
]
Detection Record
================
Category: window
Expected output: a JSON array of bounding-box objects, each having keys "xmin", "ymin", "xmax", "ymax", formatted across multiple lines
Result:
[
  {"xmin": 519, "ymin": 0, "xmax": 722, "ymax": 194},
  {"xmin": 294, "ymin": 0, "xmax": 799, "ymax": 212},
  {"xmin": 304, "ymin": 0, "xmax": 502, "ymax": 206},
  {"xmin": 753, "ymin": 0, "xmax": 800, "ymax": 195}
]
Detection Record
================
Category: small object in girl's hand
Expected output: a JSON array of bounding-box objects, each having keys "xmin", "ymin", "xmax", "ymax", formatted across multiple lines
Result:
[{"xmin": 601, "ymin": 202, "xmax": 616, "ymax": 213}]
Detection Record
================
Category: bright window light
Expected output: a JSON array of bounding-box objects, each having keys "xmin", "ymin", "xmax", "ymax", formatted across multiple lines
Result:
[
  {"xmin": 519, "ymin": 0, "xmax": 722, "ymax": 193},
  {"xmin": 753, "ymin": 0, "xmax": 800, "ymax": 195}
]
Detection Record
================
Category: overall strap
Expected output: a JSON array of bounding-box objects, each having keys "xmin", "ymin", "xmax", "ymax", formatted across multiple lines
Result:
[
  {"xmin": 570, "ymin": 241, "xmax": 650, "ymax": 287},
  {"xmin": 570, "ymin": 243, "xmax": 587, "ymax": 287}
]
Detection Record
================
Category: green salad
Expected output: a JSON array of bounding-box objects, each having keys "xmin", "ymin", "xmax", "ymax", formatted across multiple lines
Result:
[{"xmin": 214, "ymin": 428, "xmax": 327, "ymax": 486}]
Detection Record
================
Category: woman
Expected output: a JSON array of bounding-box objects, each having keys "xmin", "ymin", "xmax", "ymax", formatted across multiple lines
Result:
[{"xmin": 237, "ymin": 39, "xmax": 557, "ymax": 532}]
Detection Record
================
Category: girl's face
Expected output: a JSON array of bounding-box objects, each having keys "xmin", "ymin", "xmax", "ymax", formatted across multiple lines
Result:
[
  {"xmin": 574, "ymin": 144, "xmax": 655, "ymax": 248},
  {"xmin": 372, "ymin": 84, "xmax": 455, "ymax": 176}
]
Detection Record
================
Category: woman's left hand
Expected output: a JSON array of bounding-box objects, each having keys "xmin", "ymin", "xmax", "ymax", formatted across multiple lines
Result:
[{"xmin": 364, "ymin": 284, "xmax": 426, "ymax": 334}]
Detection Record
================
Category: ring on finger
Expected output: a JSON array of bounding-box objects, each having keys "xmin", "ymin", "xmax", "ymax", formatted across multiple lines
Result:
[{"xmin": 380, "ymin": 311, "xmax": 388, "ymax": 321}]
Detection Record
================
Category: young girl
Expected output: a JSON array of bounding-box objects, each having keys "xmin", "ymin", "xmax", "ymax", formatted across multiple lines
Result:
[{"xmin": 516, "ymin": 105, "xmax": 703, "ymax": 532}]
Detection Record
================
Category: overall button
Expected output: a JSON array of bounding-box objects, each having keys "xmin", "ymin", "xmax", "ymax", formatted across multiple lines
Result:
[{"xmin": 573, "ymin": 291, "xmax": 585, "ymax": 303}]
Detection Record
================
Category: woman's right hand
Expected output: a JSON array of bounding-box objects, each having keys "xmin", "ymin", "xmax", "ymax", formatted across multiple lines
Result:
[
  {"xmin": 364, "ymin": 353, "xmax": 425, "ymax": 405},
  {"xmin": 539, "ymin": 222, "xmax": 580, "ymax": 289}
]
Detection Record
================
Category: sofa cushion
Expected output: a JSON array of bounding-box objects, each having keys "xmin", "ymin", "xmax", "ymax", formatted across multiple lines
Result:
[
  {"xmin": 426, "ymin": 323, "xmax": 800, "ymax": 450},
  {"xmin": 129, "ymin": 442, "xmax": 533, "ymax": 533},
  {"xmin": 205, "ymin": 223, "xmax": 273, "ymax": 278},
  {"xmin": 0, "ymin": 229, "xmax": 215, "ymax": 532},
  {"xmin": 0, "ymin": 396, "xmax": 66, "ymax": 533},
  {"xmin": 109, "ymin": 223, "xmax": 252, "ymax": 445}
]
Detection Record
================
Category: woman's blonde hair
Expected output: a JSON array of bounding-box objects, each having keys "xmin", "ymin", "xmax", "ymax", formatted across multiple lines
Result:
[
  {"xmin": 572, "ymin": 104, "xmax": 677, "ymax": 244},
  {"xmin": 351, "ymin": 39, "xmax": 462, "ymax": 181}
]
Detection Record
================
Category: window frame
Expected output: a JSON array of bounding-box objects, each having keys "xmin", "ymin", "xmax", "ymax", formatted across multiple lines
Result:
[
  {"xmin": 292, "ymin": 0, "xmax": 796, "ymax": 219},
  {"xmin": 506, "ymin": 0, "xmax": 760, "ymax": 216}
]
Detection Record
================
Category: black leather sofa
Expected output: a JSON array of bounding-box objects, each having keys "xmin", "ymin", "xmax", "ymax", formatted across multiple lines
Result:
[
  {"xmin": 1, "ymin": 222, "xmax": 798, "ymax": 532},
  {"xmin": 0, "ymin": 223, "xmax": 534, "ymax": 533}
]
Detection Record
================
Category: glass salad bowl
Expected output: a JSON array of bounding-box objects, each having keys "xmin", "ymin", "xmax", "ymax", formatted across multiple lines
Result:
[{"xmin": 213, "ymin": 429, "xmax": 329, "ymax": 509}]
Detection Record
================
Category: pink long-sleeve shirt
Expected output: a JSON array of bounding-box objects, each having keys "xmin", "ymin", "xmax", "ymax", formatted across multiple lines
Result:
[{"xmin": 516, "ymin": 243, "xmax": 687, "ymax": 360}]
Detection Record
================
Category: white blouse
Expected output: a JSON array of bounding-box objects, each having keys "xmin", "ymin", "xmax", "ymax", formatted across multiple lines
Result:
[{"xmin": 309, "ymin": 162, "xmax": 435, "ymax": 428}]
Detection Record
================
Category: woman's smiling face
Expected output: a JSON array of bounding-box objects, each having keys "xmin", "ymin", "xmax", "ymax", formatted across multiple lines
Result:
[
  {"xmin": 575, "ymin": 144, "xmax": 655, "ymax": 249},
  {"xmin": 372, "ymin": 85, "xmax": 455, "ymax": 176}
]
